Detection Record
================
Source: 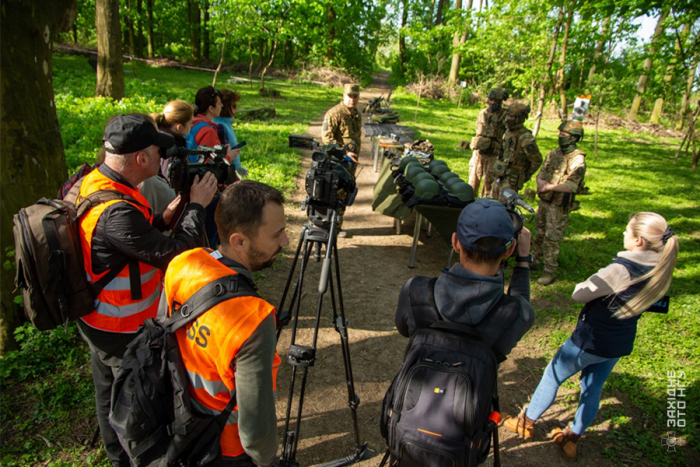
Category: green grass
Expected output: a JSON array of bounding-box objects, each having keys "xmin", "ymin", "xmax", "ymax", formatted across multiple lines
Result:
[{"xmin": 389, "ymin": 87, "xmax": 700, "ymax": 465}]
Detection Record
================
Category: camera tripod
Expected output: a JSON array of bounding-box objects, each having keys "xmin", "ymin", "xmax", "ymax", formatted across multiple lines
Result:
[{"xmin": 276, "ymin": 210, "xmax": 369, "ymax": 467}]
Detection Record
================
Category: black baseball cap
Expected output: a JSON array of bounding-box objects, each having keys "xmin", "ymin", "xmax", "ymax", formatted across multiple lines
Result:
[
  {"xmin": 457, "ymin": 198, "xmax": 514, "ymax": 254},
  {"xmin": 103, "ymin": 114, "xmax": 175, "ymax": 154}
]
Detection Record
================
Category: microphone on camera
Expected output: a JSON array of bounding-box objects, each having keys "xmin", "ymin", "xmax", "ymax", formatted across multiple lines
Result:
[{"xmin": 501, "ymin": 188, "xmax": 535, "ymax": 214}]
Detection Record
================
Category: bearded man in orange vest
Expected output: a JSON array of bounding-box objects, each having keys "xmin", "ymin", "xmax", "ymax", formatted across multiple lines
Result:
[
  {"xmin": 164, "ymin": 180, "xmax": 289, "ymax": 466},
  {"xmin": 77, "ymin": 114, "xmax": 218, "ymax": 466}
]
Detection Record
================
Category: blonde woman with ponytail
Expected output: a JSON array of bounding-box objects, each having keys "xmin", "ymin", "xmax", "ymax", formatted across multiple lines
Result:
[{"xmin": 504, "ymin": 212, "xmax": 679, "ymax": 460}]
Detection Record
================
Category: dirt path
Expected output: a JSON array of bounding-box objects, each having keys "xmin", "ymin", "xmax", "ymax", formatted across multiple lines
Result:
[{"xmin": 257, "ymin": 72, "xmax": 624, "ymax": 467}]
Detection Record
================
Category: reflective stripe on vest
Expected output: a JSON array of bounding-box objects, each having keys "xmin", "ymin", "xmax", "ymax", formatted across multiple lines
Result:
[
  {"xmin": 165, "ymin": 248, "xmax": 280, "ymax": 457},
  {"xmin": 78, "ymin": 169, "xmax": 163, "ymax": 333}
]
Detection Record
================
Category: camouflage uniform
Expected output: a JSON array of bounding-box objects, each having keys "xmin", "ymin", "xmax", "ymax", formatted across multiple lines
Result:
[
  {"xmin": 469, "ymin": 106, "xmax": 507, "ymax": 198},
  {"xmin": 532, "ymin": 147, "xmax": 586, "ymax": 274},
  {"xmin": 322, "ymin": 102, "xmax": 362, "ymax": 154},
  {"xmin": 491, "ymin": 126, "xmax": 542, "ymax": 199}
]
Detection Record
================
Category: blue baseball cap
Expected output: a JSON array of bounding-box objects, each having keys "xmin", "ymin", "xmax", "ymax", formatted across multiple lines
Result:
[{"xmin": 457, "ymin": 198, "xmax": 514, "ymax": 254}]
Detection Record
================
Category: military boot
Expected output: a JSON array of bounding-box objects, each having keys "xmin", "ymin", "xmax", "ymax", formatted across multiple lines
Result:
[{"xmin": 538, "ymin": 272, "xmax": 555, "ymax": 286}]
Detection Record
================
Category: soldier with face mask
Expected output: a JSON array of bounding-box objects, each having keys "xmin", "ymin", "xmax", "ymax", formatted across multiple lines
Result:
[
  {"xmin": 468, "ymin": 88, "xmax": 509, "ymax": 197},
  {"xmin": 491, "ymin": 104, "xmax": 542, "ymax": 200},
  {"xmin": 532, "ymin": 121, "xmax": 586, "ymax": 285}
]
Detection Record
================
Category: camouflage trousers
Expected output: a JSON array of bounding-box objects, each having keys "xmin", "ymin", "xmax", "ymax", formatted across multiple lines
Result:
[
  {"xmin": 468, "ymin": 150, "xmax": 497, "ymax": 198},
  {"xmin": 532, "ymin": 200, "xmax": 569, "ymax": 274}
]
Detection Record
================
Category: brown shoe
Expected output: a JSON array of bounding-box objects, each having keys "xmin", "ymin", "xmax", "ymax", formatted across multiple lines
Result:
[
  {"xmin": 537, "ymin": 272, "xmax": 555, "ymax": 286},
  {"xmin": 502, "ymin": 412, "xmax": 536, "ymax": 440},
  {"xmin": 550, "ymin": 427, "xmax": 581, "ymax": 461}
]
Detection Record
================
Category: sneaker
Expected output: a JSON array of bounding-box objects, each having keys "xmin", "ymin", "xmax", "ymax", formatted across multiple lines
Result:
[{"xmin": 537, "ymin": 272, "xmax": 555, "ymax": 285}]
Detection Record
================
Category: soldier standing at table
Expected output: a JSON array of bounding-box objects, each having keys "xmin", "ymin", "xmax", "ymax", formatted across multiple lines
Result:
[
  {"xmin": 532, "ymin": 121, "xmax": 586, "ymax": 286},
  {"xmin": 491, "ymin": 104, "xmax": 542, "ymax": 199},
  {"xmin": 468, "ymin": 88, "xmax": 508, "ymax": 197},
  {"xmin": 322, "ymin": 84, "xmax": 362, "ymax": 163}
]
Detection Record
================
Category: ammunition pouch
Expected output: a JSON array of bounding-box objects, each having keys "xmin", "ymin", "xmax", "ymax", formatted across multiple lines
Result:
[
  {"xmin": 492, "ymin": 160, "xmax": 507, "ymax": 177},
  {"xmin": 538, "ymin": 190, "xmax": 554, "ymax": 202}
]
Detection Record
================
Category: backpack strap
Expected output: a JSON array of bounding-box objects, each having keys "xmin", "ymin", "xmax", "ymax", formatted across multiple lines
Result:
[
  {"xmin": 163, "ymin": 274, "xmax": 257, "ymax": 333},
  {"xmin": 408, "ymin": 276, "xmax": 440, "ymax": 328}
]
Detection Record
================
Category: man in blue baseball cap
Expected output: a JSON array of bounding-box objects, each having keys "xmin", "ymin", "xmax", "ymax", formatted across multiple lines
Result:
[{"xmin": 395, "ymin": 198, "xmax": 535, "ymax": 359}]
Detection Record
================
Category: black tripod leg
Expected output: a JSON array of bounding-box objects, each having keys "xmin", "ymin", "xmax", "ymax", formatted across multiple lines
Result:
[{"xmin": 329, "ymin": 240, "xmax": 366, "ymax": 455}]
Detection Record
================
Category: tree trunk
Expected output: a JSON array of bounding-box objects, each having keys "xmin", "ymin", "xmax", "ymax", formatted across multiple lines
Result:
[
  {"xmin": 650, "ymin": 23, "xmax": 689, "ymax": 125},
  {"xmin": 587, "ymin": 15, "xmax": 610, "ymax": 82},
  {"xmin": 448, "ymin": 0, "xmax": 474, "ymax": 88},
  {"xmin": 533, "ymin": 8, "xmax": 564, "ymax": 137},
  {"xmin": 676, "ymin": 51, "xmax": 699, "ymax": 130},
  {"xmin": 124, "ymin": 0, "xmax": 135, "ymax": 55},
  {"xmin": 96, "ymin": 0, "xmax": 125, "ymax": 99},
  {"xmin": 146, "ymin": 0, "xmax": 154, "ymax": 58},
  {"xmin": 1, "ymin": 0, "xmax": 76, "ymax": 353},
  {"xmin": 557, "ymin": 8, "xmax": 573, "ymax": 120},
  {"xmin": 595, "ymin": 38, "xmax": 615, "ymax": 158},
  {"xmin": 202, "ymin": 0, "xmax": 210, "ymax": 61},
  {"xmin": 136, "ymin": 0, "xmax": 144, "ymax": 58},
  {"xmin": 398, "ymin": 0, "xmax": 409, "ymax": 75},
  {"xmin": 629, "ymin": 9, "xmax": 669, "ymax": 121},
  {"xmin": 326, "ymin": 6, "xmax": 336, "ymax": 62},
  {"xmin": 189, "ymin": 0, "xmax": 201, "ymax": 61},
  {"xmin": 435, "ymin": 0, "xmax": 447, "ymax": 26}
]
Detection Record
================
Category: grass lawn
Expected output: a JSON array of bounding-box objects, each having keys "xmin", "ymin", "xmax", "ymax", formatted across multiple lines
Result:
[{"xmin": 1, "ymin": 60, "xmax": 697, "ymax": 466}]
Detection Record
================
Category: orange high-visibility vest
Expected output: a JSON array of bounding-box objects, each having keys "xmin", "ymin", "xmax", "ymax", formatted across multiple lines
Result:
[
  {"xmin": 165, "ymin": 248, "xmax": 281, "ymax": 457},
  {"xmin": 78, "ymin": 169, "xmax": 163, "ymax": 333}
]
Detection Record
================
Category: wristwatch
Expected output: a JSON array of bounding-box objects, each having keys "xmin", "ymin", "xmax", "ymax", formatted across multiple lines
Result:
[{"xmin": 515, "ymin": 254, "xmax": 533, "ymax": 263}]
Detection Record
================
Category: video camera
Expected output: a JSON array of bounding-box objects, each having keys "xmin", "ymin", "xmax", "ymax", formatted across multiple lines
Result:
[
  {"xmin": 163, "ymin": 145, "xmax": 236, "ymax": 195},
  {"xmin": 500, "ymin": 188, "xmax": 535, "ymax": 239},
  {"xmin": 288, "ymin": 135, "xmax": 358, "ymax": 229}
]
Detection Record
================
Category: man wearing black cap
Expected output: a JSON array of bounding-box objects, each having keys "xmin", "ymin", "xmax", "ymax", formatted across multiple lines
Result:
[
  {"xmin": 76, "ymin": 113, "xmax": 217, "ymax": 466},
  {"xmin": 395, "ymin": 198, "xmax": 535, "ymax": 359}
]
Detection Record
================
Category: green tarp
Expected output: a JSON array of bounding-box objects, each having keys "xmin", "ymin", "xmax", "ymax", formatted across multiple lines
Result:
[{"xmin": 371, "ymin": 159, "xmax": 412, "ymax": 220}]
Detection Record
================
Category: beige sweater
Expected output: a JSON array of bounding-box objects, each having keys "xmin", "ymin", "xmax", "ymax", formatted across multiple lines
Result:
[{"xmin": 572, "ymin": 250, "xmax": 660, "ymax": 303}]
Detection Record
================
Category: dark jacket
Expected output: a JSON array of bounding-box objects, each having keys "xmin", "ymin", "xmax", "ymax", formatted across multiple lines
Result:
[
  {"xmin": 396, "ymin": 263, "xmax": 535, "ymax": 358},
  {"xmin": 570, "ymin": 257, "xmax": 651, "ymax": 358},
  {"xmin": 88, "ymin": 164, "xmax": 206, "ymax": 276}
]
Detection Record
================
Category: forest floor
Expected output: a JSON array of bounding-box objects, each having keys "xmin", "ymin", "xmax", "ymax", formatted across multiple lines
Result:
[{"xmin": 256, "ymin": 71, "xmax": 665, "ymax": 467}]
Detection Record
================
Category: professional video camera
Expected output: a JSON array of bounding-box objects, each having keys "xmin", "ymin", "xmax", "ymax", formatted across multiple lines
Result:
[
  {"xmin": 163, "ymin": 145, "xmax": 236, "ymax": 194},
  {"xmin": 500, "ymin": 187, "xmax": 535, "ymax": 239},
  {"xmin": 288, "ymin": 135, "xmax": 358, "ymax": 229}
]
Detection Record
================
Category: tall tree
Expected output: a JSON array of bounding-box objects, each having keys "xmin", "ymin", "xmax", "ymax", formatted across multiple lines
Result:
[
  {"xmin": 628, "ymin": 8, "xmax": 669, "ymax": 121},
  {"xmin": 398, "ymin": 0, "xmax": 409, "ymax": 75},
  {"xmin": 189, "ymin": 0, "xmax": 201, "ymax": 61},
  {"xmin": 434, "ymin": 0, "xmax": 447, "ymax": 26},
  {"xmin": 587, "ymin": 15, "xmax": 611, "ymax": 83},
  {"xmin": 556, "ymin": 7, "xmax": 573, "ymax": 120},
  {"xmin": 96, "ymin": 0, "xmax": 125, "ymax": 99},
  {"xmin": 146, "ymin": 0, "xmax": 154, "ymax": 57},
  {"xmin": 447, "ymin": 0, "xmax": 474, "ymax": 87},
  {"xmin": 533, "ymin": 7, "xmax": 564, "ymax": 137},
  {"xmin": 1, "ymin": 0, "xmax": 76, "ymax": 353},
  {"xmin": 203, "ymin": 0, "xmax": 210, "ymax": 61},
  {"xmin": 676, "ymin": 48, "xmax": 699, "ymax": 130},
  {"xmin": 649, "ymin": 22, "xmax": 689, "ymax": 124}
]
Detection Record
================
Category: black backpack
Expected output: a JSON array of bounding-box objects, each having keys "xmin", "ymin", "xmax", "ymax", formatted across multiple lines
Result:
[
  {"xmin": 12, "ymin": 192, "xmax": 136, "ymax": 330},
  {"xmin": 109, "ymin": 272, "xmax": 256, "ymax": 467},
  {"xmin": 381, "ymin": 277, "xmax": 517, "ymax": 467}
]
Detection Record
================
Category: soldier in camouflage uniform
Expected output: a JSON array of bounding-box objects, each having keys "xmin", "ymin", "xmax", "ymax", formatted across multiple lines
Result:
[
  {"xmin": 469, "ymin": 88, "xmax": 508, "ymax": 198},
  {"xmin": 322, "ymin": 83, "xmax": 362, "ymax": 162},
  {"xmin": 532, "ymin": 121, "xmax": 586, "ymax": 285},
  {"xmin": 491, "ymin": 104, "xmax": 542, "ymax": 200}
]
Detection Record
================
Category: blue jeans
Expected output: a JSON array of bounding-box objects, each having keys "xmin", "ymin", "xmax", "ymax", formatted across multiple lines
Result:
[{"xmin": 525, "ymin": 337, "xmax": 620, "ymax": 435}]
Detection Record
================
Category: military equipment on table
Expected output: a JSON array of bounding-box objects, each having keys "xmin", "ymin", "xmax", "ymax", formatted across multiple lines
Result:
[
  {"xmin": 399, "ymin": 156, "xmax": 419, "ymax": 171},
  {"xmin": 411, "ymin": 171, "xmax": 433, "ymax": 185},
  {"xmin": 405, "ymin": 163, "xmax": 425, "ymax": 180},
  {"xmin": 429, "ymin": 165, "xmax": 450, "ymax": 177},
  {"xmin": 414, "ymin": 178, "xmax": 441, "ymax": 200},
  {"xmin": 448, "ymin": 182, "xmax": 474, "ymax": 202},
  {"xmin": 439, "ymin": 172, "xmax": 460, "ymax": 184}
]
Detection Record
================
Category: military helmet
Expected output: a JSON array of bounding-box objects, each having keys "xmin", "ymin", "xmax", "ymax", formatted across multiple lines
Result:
[
  {"xmin": 439, "ymin": 171, "xmax": 460, "ymax": 184},
  {"xmin": 399, "ymin": 156, "xmax": 419, "ymax": 171},
  {"xmin": 506, "ymin": 103, "xmax": 530, "ymax": 126},
  {"xmin": 411, "ymin": 171, "xmax": 433, "ymax": 185},
  {"xmin": 558, "ymin": 120, "xmax": 584, "ymax": 141},
  {"xmin": 445, "ymin": 176, "xmax": 465, "ymax": 190},
  {"xmin": 430, "ymin": 164, "xmax": 450, "ymax": 178},
  {"xmin": 448, "ymin": 182, "xmax": 474, "ymax": 203},
  {"xmin": 414, "ymin": 178, "xmax": 441, "ymax": 200},
  {"xmin": 405, "ymin": 162, "xmax": 425, "ymax": 180},
  {"xmin": 429, "ymin": 160, "xmax": 448, "ymax": 169},
  {"xmin": 488, "ymin": 87, "xmax": 509, "ymax": 101}
]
